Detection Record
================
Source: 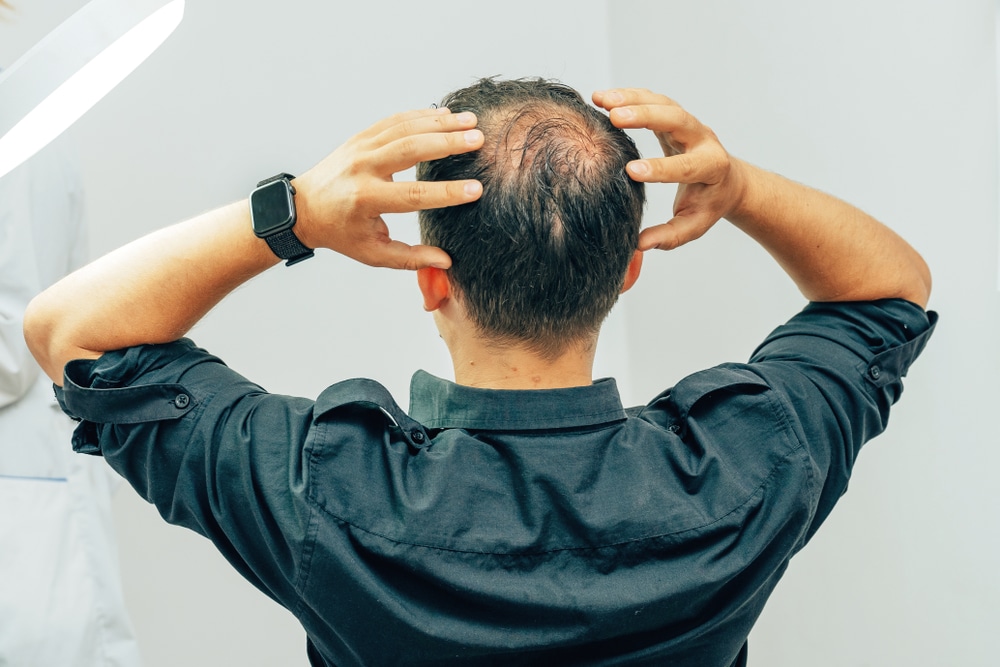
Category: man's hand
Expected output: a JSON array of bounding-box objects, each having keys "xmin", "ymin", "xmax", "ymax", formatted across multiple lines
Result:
[
  {"xmin": 293, "ymin": 107, "xmax": 484, "ymax": 270},
  {"xmin": 593, "ymin": 88, "xmax": 745, "ymax": 252},
  {"xmin": 593, "ymin": 87, "xmax": 930, "ymax": 306}
]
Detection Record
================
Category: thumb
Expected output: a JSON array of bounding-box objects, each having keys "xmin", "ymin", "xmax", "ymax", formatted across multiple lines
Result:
[
  {"xmin": 373, "ymin": 241, "xmax": 453, "ymax": 271},
  {"xmin": 638, "ymin": 211, "xmax": 717, "ymax": 251}
]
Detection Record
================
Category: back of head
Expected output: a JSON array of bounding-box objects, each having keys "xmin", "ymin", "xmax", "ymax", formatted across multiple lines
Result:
[{"xmin": 417, "ymin": 78, "xmax": 645, "ymax": 358}]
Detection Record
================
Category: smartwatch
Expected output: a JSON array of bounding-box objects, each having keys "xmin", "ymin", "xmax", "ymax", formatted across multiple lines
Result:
[{"xmin": 249, "ymin": 173, "xmax": 314, "ymax": 266}]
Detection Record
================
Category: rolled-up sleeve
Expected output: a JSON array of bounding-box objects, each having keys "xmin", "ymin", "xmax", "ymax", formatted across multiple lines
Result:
[
  {"xmin": 55, "ymin": 338, "xmax": 315, "ymax": 606},
  {"xmin": 747, "ymin": 299, "xmax": 936, "ymax": 540}
]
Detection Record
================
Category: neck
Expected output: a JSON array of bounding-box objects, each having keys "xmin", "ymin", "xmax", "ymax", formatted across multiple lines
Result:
[{"xmin": 450, "ymin": 336, "xmax": 596, "ymax": 390}]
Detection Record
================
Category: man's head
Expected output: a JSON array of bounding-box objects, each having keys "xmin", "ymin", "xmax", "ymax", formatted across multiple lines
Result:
[{"xmin": 417, "ymin": 78, "xmax": 645, "ymax": 359}]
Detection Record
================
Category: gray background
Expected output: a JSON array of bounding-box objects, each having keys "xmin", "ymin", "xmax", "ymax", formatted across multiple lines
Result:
[{"xmin": 2, "ymin": 1, "xmax": 997, "ymax": 665}]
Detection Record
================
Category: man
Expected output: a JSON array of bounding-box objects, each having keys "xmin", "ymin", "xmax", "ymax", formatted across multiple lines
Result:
[{"xmin": 24, "ymin": 79, "xmax": 934, "ymax": 666}]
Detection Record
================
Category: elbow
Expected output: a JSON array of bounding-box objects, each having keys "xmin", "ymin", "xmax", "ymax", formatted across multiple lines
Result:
[
  {"xmin": 905, "ymin": 253, "xmax": 933, "ymax": 310},
  {"xmin": 23, "ymin": 294, "xmax": 70, "ymax": 386},
  {"xmin": 919, "ymin": 257, "xmax": 933, "ymax": 306}
]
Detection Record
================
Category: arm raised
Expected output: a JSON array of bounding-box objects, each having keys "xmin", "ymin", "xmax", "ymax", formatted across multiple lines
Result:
[
  {"xmin": 24, "ymin": 108, "xmax": 485, "ymax": 384},
  {"xmin": 592, "ymin": 88, "xmax": 931, "ymax": 307}
]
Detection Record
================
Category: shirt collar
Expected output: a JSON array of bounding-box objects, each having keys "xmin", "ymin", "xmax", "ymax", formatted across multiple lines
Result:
[{"xmin": 408, "ymin": 370, "xmax": 627, "ymax": 431}]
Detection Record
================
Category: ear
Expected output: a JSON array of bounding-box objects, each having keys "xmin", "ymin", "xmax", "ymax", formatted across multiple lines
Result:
[
  {"xmin": 416, "ymin": 267, "xmax": 451, "ymax": 312},
  {"xmin": 621, "ymin": 250, "xmax": 643, "ymax": 294}
]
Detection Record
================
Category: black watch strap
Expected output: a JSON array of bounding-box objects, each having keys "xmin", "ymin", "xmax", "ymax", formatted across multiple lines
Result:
[
  {"xmin": 256, "ymin": 173, "xmax": 296, "ymax": 188},
  {"xmin": 265, "ymin": 228, "xmax": 314, "ymax": 266},
  {"xmin": 256, "ymin": 173, "xmax": 314, "ymax": 266}
]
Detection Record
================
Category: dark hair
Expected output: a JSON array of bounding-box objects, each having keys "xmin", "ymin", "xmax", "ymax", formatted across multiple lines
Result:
[{"xmin": 417, "ymin": 77, "xmax": 645, "ymax": 358}]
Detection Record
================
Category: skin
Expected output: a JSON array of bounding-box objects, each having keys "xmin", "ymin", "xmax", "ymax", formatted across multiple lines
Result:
[
  {"xmin": 417, "ymin": 252, "xmax": 643, "ymax": 389},
  {"xmin": 23, "ymin": 89, "xmax": 931, "ymax": 390},
  {"xmin": 593, "ymin": 89, "xmax": 931, "ymax": 306}
]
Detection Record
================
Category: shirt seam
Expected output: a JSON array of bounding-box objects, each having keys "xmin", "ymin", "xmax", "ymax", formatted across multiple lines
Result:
[
  {"xmin": 306, "ymin": 398, "xmax": 806, "ymax": 558},
  {"xmin": 754, "ymin": 365, "xmax": 824, "ymax": 551},
  {"xmin": 292, "ymin": 499, "xmax": 321, "ymax": 618},
  {"xmin": 308, "ymin": 476, "xmax": 781, "ymax": 557},
  {"xmin": 422, "ymin": 408, "xmax": 627, "ymax": 430}
]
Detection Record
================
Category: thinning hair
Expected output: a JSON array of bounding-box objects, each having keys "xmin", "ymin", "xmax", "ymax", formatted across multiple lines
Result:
[{"xmin": 417, "ymin": 77, "xmax": 645, "ymax": 359}]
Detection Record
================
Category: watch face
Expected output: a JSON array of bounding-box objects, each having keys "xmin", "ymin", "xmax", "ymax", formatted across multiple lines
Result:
[{"xmin": 250, "ymin": 180, "xmax": 295, "ymax": 235}]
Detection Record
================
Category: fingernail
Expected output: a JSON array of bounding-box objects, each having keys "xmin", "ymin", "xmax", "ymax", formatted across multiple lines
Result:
[
  {"xmin": 629, "ymin": 161, "xmax": 649, "ymax": 176},
  {"xmin": 464, "ymin": 130, "xmax": 482, "ymax": 144},
  {"xmin": 608, "ymin": 91, "xmax": 624, "ymax": 104},
  {"xmin": 615, "ymin": 107, "xmax": 634, "ymax": 120},
  {"xmin": 456, "ymin": 112, "xmax": 475, "ymax": 124},
  {"xmin": 464, "ymin": 181, "xmax": 482, "ymax": 197}
]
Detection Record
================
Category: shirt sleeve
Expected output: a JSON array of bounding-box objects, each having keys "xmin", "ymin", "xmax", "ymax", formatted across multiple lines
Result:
[
  {"xmin": 55, "ymin": 339, "xmax": 316, "ymax": 607},
  {"xmin": 746, "ymin": 299, "xmax": 936, "ymax": 540}
]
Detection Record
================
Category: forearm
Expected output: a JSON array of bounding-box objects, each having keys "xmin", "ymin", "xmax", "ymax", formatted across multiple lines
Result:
[
  {"xmin": 726, "ymin": 159, "xmax": 931, "ymax": 307},
  {"xmin": 24, "ymin": 201, "xmax": 279, "ymax": 384}
]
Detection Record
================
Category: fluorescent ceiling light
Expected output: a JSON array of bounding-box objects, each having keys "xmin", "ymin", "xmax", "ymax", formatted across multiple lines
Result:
[{"xmin": 0, "ymin": 0, "xmax": 184, "ymax": 180}]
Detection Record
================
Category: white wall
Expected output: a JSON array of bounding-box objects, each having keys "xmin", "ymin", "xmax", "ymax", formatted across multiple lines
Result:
[
  {"xmin": 4, "ymin": 1, "xmax": 998, "ymax": 665},
  {"xmin": 608, "ymin": 1, "xmax": 1000, "ymax": 665}
]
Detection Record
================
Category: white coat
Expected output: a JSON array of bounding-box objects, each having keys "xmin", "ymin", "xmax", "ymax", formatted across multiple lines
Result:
[{"xmin": 0, "ymin": 137, "xmax": 141, "ymax": 666}]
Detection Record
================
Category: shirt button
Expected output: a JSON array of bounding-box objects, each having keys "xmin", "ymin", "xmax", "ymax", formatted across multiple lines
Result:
[
  {"xmin": 173, "ymin": 394, "xmax": 190, "ymax": 409},
  {"xmin": 868, "ymin": 366, "xmax": 881, "ymax": 380},
  {"xmin": 668, "ymin": 424, "xmax": 681, "ymax": 434},
  {"xmin": 409, "ymin": 429, "xmax": 426, "ymax": 444}
]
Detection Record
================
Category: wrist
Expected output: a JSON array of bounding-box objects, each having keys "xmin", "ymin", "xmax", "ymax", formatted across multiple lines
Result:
[
  {"xmin": 249, "ymin": 173, "xmax": 314, "ymax": 265},
  {"xmin": 288, "ymin": 176, "xmax": 321, "ymax": 250},
  {"xmin": 723, "ymin": 158, "xmax": 756, "ymax": 224}
]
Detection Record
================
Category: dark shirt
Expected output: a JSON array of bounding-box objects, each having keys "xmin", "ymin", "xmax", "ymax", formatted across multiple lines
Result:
[{"xmin": 56, "ymin": 300, "xmax": 935, "ymax": 667}]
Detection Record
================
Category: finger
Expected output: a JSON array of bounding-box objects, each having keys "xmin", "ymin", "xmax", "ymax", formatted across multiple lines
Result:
[
  {"xmin": 625, "ymin": 148, "xmax": 728, "ymax": 185},
  {"xmin": 366, "ymin": 178, "xmax": 483, "ymax": 214},
  {"xmin": 593, "ymin": 88, "xmax": 678, "ymax": 112},
  {"xmin": 637, "ymin": 212, "xmax": 718, "ymax": 252},
  {"xmin": 364, "ymin": 240, "xmax": 453, "ymax": 271},
  {"xmin": 607, "ymin": 104, "xmax": 704, "ymax": 144},
  {"xmin": 371, "ymin": 111, "xmax": 479, "ymax": 148},
  {"xmin": 355, "ymin": 107, "xmax": 452, "ymax": 141},
  {"xmin": 366, "ymin": 127, "xmax": 484, "ymax": 174}
]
